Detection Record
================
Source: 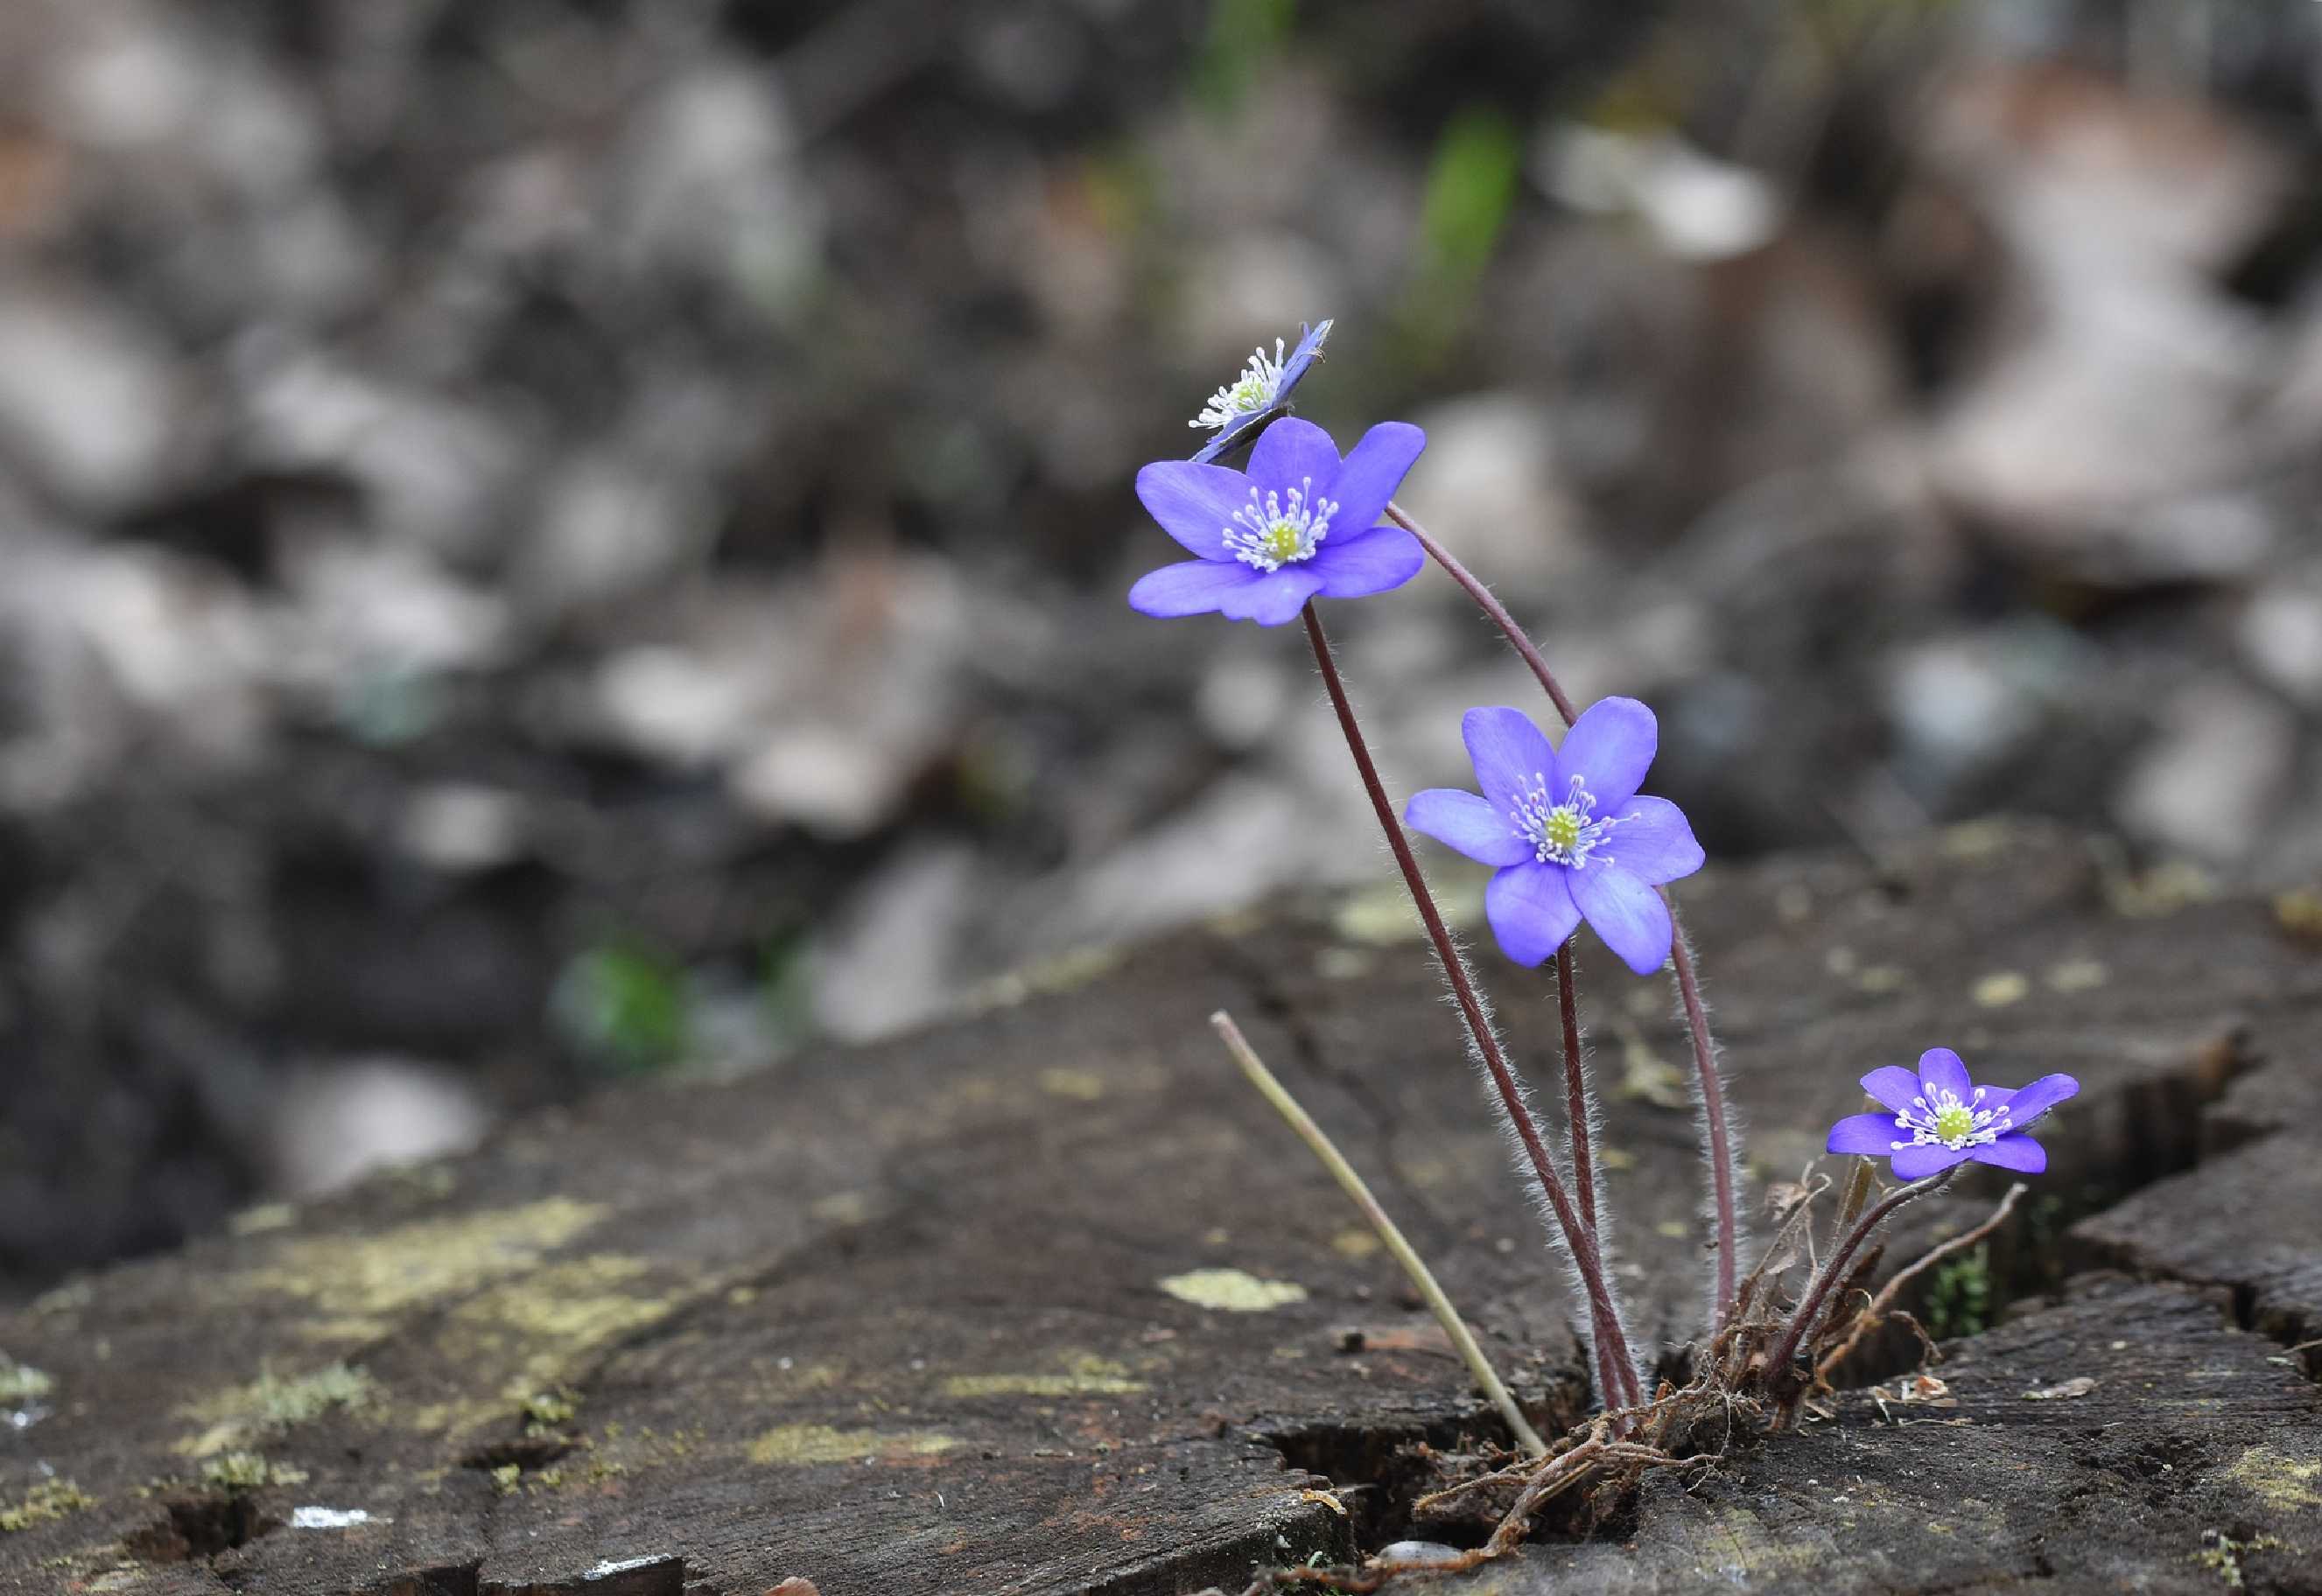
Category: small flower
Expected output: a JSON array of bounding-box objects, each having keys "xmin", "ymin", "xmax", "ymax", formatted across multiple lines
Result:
[
  {"xmin": 1189, "ymin": 320, "xmax": 1333, "ymax": 465},
  {"xmin": 1403, "ymin": 699, "xmax": 1704, "ymax": 975},
  {"xmin": 1825, "ymin": 1048, "xmax": 2080, "ymax": 1180},
  {"xmin": 1129, "ymin": 416, "xmax": 1427, "ymax": 626}
]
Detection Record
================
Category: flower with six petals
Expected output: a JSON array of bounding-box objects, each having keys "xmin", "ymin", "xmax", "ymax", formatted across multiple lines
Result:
[
  {"xmin": 1825, "ymin": 1048, "xmax": 2080, "ymax": 1180},
  {"xmin": 1403, "ymin": 698, "xmax": 1705, "ymax": 975},
  {"xmin": 1129, "ymin": 416, "xmax": 1428, "ymax": 626}
]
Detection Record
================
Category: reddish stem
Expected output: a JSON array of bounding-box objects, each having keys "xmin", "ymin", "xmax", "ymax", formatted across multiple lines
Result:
[
  {"xmin": 1764, "ymin": 1173, "xmax": 1943, "ymax": 1385},
  {"xmin": 1300, "ymin": 603, "xmax": 1637, "ymax": 1390}
]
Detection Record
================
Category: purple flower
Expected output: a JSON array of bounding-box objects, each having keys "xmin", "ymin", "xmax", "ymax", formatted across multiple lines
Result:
[
  {"xmin": 1189, "ymin": 320, "xmax": 1333, "ymax": 464},
  {"xmin": 1826, "ymin": 1048, "xmax": 2080, "ymax": 1180},
  {"xmin": 1402, "ymin": 699, "xmax": 1704, "ymax": 975},
  {"xmin": 1129, "ymin": 416, "xmax": 1427, "ymax": 626}
]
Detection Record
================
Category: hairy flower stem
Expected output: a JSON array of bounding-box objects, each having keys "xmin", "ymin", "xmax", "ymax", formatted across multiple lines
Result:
[
  {"xmin": 1210, "ymin": 1010, "xmax": 1548, "ymax": 1458},
  {"xmin": 1301, "ymin": 602, "xmax": 1638, "ymax": 1396},
  {"xmin": 1387, "ymin": 499, "xmax": 1743, "ymax": 1330},
  {"xmin": 1764, "ymin": 1173, "xmax": 1946, "ymax": 1391},
  {"xmin": 1557, "ymin": 942, "xmax": 1642, "ymax": 1410}
]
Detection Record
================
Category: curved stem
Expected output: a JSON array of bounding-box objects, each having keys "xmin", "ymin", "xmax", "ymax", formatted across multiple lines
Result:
[
  {"xmin": 1299, "ymin": 602, "xmax": 1637, "ymax": 1390},
  {"xmin": 1388, "ymin": 498, "xmax": 1743, "ymax": 1328},
  {"xmin": 1387, "ymin": 504, "xmax": 1576, "ymax": 724},
  {"xmin": 1211, "ymin": 1011, "xmax": 1548, "ymax": 1457},
  {"xmin": 1764, "ymin": 1173, "xmax": 1945, "ymax": 1382}
]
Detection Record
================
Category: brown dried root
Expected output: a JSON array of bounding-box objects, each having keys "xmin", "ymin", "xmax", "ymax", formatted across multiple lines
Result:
[{"xmin": 1224, "ymin": 1173, "xmax": 2031, "ymax": 1595}]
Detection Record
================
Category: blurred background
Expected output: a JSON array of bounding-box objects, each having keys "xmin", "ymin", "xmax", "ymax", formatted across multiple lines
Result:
[{"xmin": 3, "ymin": 0, "xmax": 2319, "ymax": 1303}]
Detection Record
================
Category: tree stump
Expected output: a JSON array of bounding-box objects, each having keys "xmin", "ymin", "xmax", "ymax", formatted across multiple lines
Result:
[{"xmin": 4, "ymin": 821, "xmax": 2318, "ymax": 1594}]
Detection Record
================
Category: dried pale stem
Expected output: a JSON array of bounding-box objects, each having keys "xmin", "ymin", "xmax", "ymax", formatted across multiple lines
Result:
[
  {"xmin": 1816, "ymin": 1180, "xmax": 2026, "ymax": 1380},
  {"xmin": 1668, "ymin": 923, "xmax": 1738, "ymax": 1322},
  {"xmin": 1556, "ymin": 942, "xmax": 1642, "ymax": 1410},
  {"xmin": 1299, "ymin": 602, "xmax": 1638, "ymax": 1390},
  {"xmin": 1210, "ymin": 1010, "xmax": 1548, "ymax": 1458},
  {"xmin": 1388, "ymin": 499, "xmax": 1743, "ymax": 1329},
  {"xmin": 1764, "ymin": 1172, "xmax": 1946, "ymax": 1384}
]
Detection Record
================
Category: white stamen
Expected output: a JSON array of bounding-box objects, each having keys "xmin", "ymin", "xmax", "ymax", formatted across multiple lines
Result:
[
  {"xmin": 1190, "ymin": 340, "xmax": 1289, "ymax": 430},
  {"xmin": 1222, "ymin": 477, "xmax": 1336, "ymax": 571},
  {"xmin": 1508, "ymin": 772, "xmax": 1625, "ymax": 868},
  {"xmin": 1887, "ymin": 1083, "xmax": 2010, "ymax": 1152}
]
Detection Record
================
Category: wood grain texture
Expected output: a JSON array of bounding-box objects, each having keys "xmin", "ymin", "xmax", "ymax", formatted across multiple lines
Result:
[{"xmin": 4, "ymin": 820, "xmax": 2318, "ymax": 1594}]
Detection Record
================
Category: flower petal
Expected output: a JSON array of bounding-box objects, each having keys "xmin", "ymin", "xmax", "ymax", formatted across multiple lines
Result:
[
  {"xmin": 1405, "ymin": 788, "xmax": 1532, "ymax": 867},
  {"xmin": 1827, "ymin": 1112, "xmax": 1905, "ymax": 1158},
  {"xmin": 1322, "ymin": 421, "xmax": 1425, "ymax": 536},
  {"xmin": 1568, "ymin": 865, "xmax": 1675, "ymax": 976},
  {"xmin": 1246, "ymin": 416, "xmax": 1341, "ymax": 494},
  {"xmin": 1917, "ymin": 1047, "xmax": 1973, "ymax": 1103},
  {"xmin": 1996, "ymin": 1073, "xmax": 2079, "ymax": 1130},
  {"xmin": 1484, "ymin": 863, "xmax": 1581, "ymax": 968},
  {"xmin": 1213, "ymin": 568, "xmax": 1324, "ymax": 626},
  {"xmin": 1860, "ymin": 1066, "xmax": 1925, "ymax": 1115},
  {"xmin": 1128, "ymin": 559, "xmax": 1262, "ymax": 618},
  {"xmin": 1603, "ymin": 795, "xmax": 1703, "ymax": 886},
  {"xmin": 1555, "ymin": 696, "xmax": 1659, "ymax": 810},
  {"xmin": 1311, "ymin": 523, "xmax": 1425, "ymax": 598},
  {"xmin": 1135, "ymin": 460, "xmax": 1252, "ymax": 559},
  {"xmin": 1970, "ymin": 1133, "xmax": 2047, "ymax": 1174},
  {"xmin": 1462, "ymin": 706, "xmax": 1558, "ymax": 816},
  {"xmin": 1189, "ymin": 404, "xmax": 1279, "ymax": 465},
  {"xmin": 1890, "ymin": 1143, "xmax": 1974, "ymax": 1180}
]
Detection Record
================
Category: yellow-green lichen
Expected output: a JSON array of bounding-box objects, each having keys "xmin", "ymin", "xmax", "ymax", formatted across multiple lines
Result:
[
  {"xmin": 1971, "ymin": 971, "xmax": 2030, "ymax": 1008},
  {"xmin": 371, "ymin": 1256, "xmax": 702, "ymax": 1444},
  {"xmin": 0, "ymin": 1479, "xmax": 95, "ymax": 1533},
  {"xmin": 943, "ymin": 1353, "xmax": 1147, "ymax": 1398},
  {"xmin": 199, "ymin": 1452, "xmax": 308, "ymax": 1492},
  {"xmin": 175, "ymin": 1362, "xmax": 376, "ymax": 1457},
  {"xmin": 234, "ymin": 1198, "xmax": 609, "ymax": 1321},
  {"xmin": 2221, "ymin": 1445, "xmax": 2322, "ymax": 1513},
  {"xmin": 747, "ymin": 1424, "xmax": 957, "ymax": 1466},
  {"xmin": 1158, "ymin": 1268, "xmax": 1308, "ymax": 1312},
  {"xmin": 523, "ymin": 1388, "xmax": 579, "ymax": 1431},
  {"xmin": 0, "ymin": 1356, "xmax": 55, "ymax": 1404}
]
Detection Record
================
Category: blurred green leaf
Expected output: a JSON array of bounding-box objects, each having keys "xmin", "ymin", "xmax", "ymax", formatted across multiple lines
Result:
[
  {"xmin": 1419, "ymin": 105, "xmax": 1523, "ymax": 287},
  {"xmin": 553, "ymin": 944, "xmax": 691, "ymax": 1075},
  {"xmin": 1195, "ymin": 0, "xmax": 1297, "ymax": 118}
]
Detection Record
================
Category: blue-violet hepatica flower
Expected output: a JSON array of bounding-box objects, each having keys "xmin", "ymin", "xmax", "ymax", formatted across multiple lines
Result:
[
  {"xmin": 1403, "ymin": 699, "xmax": 1704, "ymax": 975},
  {"xmin": 1188, "ymin": 320, "xmax": 1332, "ymax": 465},
  {"xmin": 1130, "ymin": 416, "xmax": 1427, "ymax": 626},
  {"xmin": 1826, "ymin": 1048, "xmax": 2080, "ymax": 1180}
]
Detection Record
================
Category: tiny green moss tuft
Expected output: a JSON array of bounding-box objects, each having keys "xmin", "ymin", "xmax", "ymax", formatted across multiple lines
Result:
[{"xmin": 0, "ymin": 1479, "xmax": 95, "ymax": 1533}]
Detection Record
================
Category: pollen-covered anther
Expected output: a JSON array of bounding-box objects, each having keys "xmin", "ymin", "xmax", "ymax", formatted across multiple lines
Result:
[
  {"xmin": 1891, "ymin": 1084, "xmax": 2008, "ymax": 1152},
  {"xmin": 1222, "ymin": 477, "xmax": 1337, "ymax": 571},
  {"xmin": 1511, "ymin": 773, "xmax": 1622, "ymax": 868},
  {"xmin": 1190, "ymin": 340, "xmax": 1290, "ymax": 430}
]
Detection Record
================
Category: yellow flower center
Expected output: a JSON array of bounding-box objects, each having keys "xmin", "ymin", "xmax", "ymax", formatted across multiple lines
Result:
[{"xmin": 1933, "ymin": 1102, "xmax": 1976, "ymax": 1144}]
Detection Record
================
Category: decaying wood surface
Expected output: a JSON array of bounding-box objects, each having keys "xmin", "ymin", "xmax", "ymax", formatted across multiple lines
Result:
[{"xmin": 3, "ymin": 820, "xmax": 2318, "ymax": 1594}]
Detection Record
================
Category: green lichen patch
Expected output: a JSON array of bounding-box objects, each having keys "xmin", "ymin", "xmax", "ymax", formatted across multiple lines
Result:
[
  {"xmin": 747, "ymin": 1424, "xmax": 957, "ymax": 1467},
  {"xmin": 233, "ymin": 1197, "xmax": 608, "ymax": 1321},
  {"xmin": 523, "ymin": 1387, "xmax": 580, "ymax": 1432},
  {"xmin": 0, "ymin": 1354, "xmax": 55, "ymax": 1404},
  {"xmin": 1157, "ymin": 1268, "xmax": 1307, "ymax": 1312},
  {"xmin": 439, "ymin": 1254, "xmax": 679, "ymax": 1424},
  {"xmin": 175, "ymin": 1362, "xmax": 377, "ymax": 1457},
  {"xmin": 198, "ymin": 1452, "xmax": 309, "ymax": 1492},
  {"xmin": 0, "ymin": 1478, "xmax": 95, "ymax": 1533}
]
